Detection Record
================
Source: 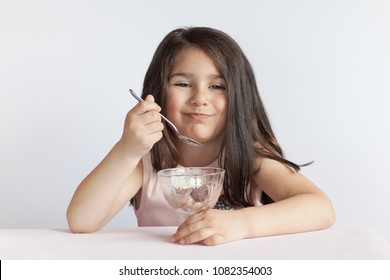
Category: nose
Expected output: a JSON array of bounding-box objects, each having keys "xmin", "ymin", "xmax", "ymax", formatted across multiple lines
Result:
[{"xmin": 190, "ymin": 88, "xmax": 209, "ymax": 106}]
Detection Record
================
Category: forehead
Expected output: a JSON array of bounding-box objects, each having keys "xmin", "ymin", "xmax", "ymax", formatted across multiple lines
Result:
[{"xmin": 171, "ymin": 47, "xmax": 221, "ymax": 76}]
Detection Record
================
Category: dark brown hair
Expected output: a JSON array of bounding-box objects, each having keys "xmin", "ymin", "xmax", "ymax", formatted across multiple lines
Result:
[{"xmin": 141, "ymin": 27, "xmax": 302, "ymax": 207}]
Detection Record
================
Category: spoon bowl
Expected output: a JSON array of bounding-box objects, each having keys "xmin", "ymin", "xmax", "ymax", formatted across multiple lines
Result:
[{"xmin": 129, "ymin": 89, "xmax": 204, "ymax": 147}]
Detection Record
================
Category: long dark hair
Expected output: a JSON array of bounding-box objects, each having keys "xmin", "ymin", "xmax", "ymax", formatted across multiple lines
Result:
[{"xmin": 141, "ymin": 27, "xmax": 302, "ymax": 207}]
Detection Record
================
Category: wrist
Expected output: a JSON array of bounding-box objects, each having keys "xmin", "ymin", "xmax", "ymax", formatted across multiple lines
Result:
[
  {"xmin": 114, "ymin": 139, "xmax": 144, "ymax": 168},
  {"xmin": 236, "ymin": 207, "xmax": 262, "ymax": 239}
]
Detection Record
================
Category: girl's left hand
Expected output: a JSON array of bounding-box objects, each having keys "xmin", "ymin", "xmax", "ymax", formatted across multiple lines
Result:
[{"xmin": 171, "ymin": 209, "xmax": 248, "ymax": 246}]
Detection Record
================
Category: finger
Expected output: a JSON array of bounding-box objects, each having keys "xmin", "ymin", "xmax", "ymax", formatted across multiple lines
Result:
[
  {"xmin": 133, "ymin": 99, "xmax": 161, "ymax": 116},
  {"xmin": 172, "ymin": 214, "xmax": 209, "ymax": 242},
  {"xmin": 136, "ymin": 119, "xmax": 164, "ymax": 141},
  {"xmin": 202, "ymin": 234, "xmax": 225, "ymax": 246},
  {"xmin": 176, "ymin": 227, "xmax": 217, "ymax": 245},
  {"xmin": 175, "ymin": 211, "xmax": 206, "ymax": 233},
  {"xmin": 125, "ymin": 110, "xmax": 163, "ymax": 144},
  {"xmin": 126, "ymin": 110, "xmax": 162, "ymax": 135},
  {"xmin": 144, "ymin": 94, "xmax": 155, "ymax": 102},
  {"xmin": 144, "ymin": 94, "xmax": 161, "ymax": 112},
  {"xmin": 138, "ymin": 110, "xmax": 162, "ymax": 126}
]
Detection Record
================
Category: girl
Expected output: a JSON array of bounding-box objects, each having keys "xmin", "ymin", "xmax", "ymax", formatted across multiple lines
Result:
[{"xmin": 67, "ymin": 27, "xmax": 335, "ymax": 246}]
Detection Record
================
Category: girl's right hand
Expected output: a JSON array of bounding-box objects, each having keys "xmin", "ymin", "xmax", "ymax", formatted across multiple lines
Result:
[{"xmin": 120, "ymin": 94, "xmax": 164, "ymax": 159}]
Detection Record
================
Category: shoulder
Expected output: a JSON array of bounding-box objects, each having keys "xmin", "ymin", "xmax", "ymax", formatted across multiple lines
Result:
[
  {"xmin": 253, "ymin": 156, "xmax": 320, "ymax": 201},
  {"xmin": 254, "ymin": 156, "xmax": 296, "ymax": 178}
]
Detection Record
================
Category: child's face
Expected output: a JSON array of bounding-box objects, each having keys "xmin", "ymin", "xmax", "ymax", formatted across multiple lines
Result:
[{"xmin": 166, "ymin": 47, "xmax": 227, "ymax": 146}]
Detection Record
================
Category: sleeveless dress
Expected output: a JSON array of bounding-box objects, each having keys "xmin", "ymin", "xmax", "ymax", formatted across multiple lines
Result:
[{"xmin": 133, "ymin": 153, "xmax": 232, "ymax": 226}]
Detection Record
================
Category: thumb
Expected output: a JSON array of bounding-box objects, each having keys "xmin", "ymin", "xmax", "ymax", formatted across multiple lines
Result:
[
  {"xmin": 144, "ymin": 94, "xmax": 161, "ymax": 112},
  {"xmin": 144, "ymin": 94, "xmax": 155, "ymax": 102}
]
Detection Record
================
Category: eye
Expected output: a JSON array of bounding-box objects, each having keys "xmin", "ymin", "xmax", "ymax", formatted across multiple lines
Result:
[
  {"xmin": 174, "ymin": 82, "xmax": 191, "ymax": 88},
  {"xmin": 209, "ymin": 84, "xmax": 226, "ymax": 90}
]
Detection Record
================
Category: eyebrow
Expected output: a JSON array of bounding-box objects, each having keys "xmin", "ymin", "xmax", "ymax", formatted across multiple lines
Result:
[{"xmin": 169, "ymin": 72, "xmax": 225, "ymax": 80}]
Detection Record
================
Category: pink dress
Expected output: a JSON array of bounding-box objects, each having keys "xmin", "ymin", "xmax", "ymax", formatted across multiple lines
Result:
[{"xmin": 134, "ymin": 153, "xmax": 221, "ymax": 226}]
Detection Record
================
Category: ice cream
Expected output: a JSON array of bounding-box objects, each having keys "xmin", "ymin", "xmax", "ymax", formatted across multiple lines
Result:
[
  {"xmin": 190, "ymin": 184, "xmax": 209, "ymax": 202},
  {"xmin": 158, "ymin": 167, "xmax": 225, "ymax": 217},
  {"xmin": 163, "ymin": 182, "xmax": 222, "ymax": 217}
]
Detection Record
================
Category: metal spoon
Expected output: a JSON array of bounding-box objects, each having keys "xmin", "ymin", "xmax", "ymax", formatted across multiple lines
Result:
[{"xmin": 129, "ymin": 89, "xmax": 204, "ymax": 147}]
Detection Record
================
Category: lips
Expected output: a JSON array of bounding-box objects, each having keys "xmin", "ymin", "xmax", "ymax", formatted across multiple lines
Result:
[{"xmin": 185, "ymin": 112, "xmax": 210, "ymax": 121}]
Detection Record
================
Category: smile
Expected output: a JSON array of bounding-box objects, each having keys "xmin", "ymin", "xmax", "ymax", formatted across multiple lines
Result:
[{"xmin": 185, "ymin": 113, "xmax": 210, "ymax": 121}]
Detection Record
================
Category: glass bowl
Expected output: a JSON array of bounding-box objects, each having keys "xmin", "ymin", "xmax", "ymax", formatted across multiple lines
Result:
[{"xmin": 158, "ymin": 167, "xmax": 225, "ymax": 218}]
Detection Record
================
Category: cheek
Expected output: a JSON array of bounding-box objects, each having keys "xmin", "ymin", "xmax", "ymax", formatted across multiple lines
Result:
[
  {"xmin": 213, "ymin": 96, "xmax": 228, "ymax": 130},
  {"xmin": 214, "ymin": 96, "xmax": 228, "ymax": 116},
  {"xmin": 165, "ymin": 95, "xmax": 181, "ymax": 120}
]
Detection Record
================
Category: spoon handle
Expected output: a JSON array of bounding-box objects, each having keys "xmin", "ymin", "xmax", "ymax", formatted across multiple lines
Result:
[{"xmin": 129, "ymin": 89, "xmax": 144, "ymax": 103}]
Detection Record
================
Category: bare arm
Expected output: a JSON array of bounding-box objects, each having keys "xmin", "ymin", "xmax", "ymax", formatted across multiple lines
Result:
[
  {"xmin": 66, "ymin": 142, "xmax": 143, "ymax": 233},
  {"xmin": 243, "ymin": 157, "xmax": 336, "ymax": 237},
  {"xmin": 172, "ymin": 157, "xmax": 336, "ymax": 245},
  {"xmin": 66, "ymin": 95, "xmax": 163, "ymax": 233}
]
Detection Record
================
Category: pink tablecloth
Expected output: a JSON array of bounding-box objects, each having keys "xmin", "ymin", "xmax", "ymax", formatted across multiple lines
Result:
[{"xmin": 0, "ymin": 226, "xmax": 389, "ymax": 259}]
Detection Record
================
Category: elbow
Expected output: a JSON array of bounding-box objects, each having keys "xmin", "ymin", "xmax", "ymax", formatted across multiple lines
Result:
[
  {"xmin": 67, "ymin": 222, "xmax": 99, "ymax": 234},
  {"xmin": 67, "ymin": 220, "xmax": 101, "ymax": 234},
  {"xmin": 66, "ymin": 208, "xmax": 101, "ymax": 234},
  {"xmin": 322, "ymin": 209, "xmax": 336, "ymax": 229},
  {"xmin": 328, "ymin": 206, "xmax": 337, "ymax": 227},
  {"xmin": 320, "ymin": 197, "xmax": 337, "ymax": 229}
]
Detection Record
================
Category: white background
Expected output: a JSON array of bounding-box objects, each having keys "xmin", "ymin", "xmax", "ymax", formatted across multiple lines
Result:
[{"xmin": 1, "ymin": 0, "xmax": 389, "ymax": 240}]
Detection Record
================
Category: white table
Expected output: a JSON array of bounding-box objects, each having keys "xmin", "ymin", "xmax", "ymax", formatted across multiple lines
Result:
[{"xmin": 1, "ymin": 226, "xmax": 389, "ymax": 259}]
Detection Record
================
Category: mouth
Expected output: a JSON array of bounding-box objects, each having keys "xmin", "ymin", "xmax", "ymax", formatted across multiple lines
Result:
[{"xmin": 185, "ymin": 113, "xmax": 210, "ymax": 121}]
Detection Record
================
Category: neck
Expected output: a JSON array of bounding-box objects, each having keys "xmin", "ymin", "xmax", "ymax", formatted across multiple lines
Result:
[{"xmin": 177, "ymin": 141, "xmax": 222, "ymax": 167}]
